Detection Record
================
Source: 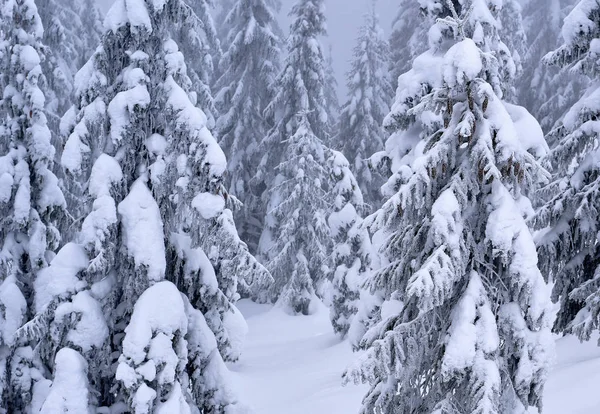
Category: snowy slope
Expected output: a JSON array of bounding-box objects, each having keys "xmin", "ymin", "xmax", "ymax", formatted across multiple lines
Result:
[{"xmin": 231, "ymin": 300, "xmax": 600, "ymax": 414}]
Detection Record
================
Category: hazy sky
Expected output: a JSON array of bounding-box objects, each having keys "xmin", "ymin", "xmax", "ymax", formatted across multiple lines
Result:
[{"xmin": 97, "ymin": 0, "xmax": 398, "ymax": 99}]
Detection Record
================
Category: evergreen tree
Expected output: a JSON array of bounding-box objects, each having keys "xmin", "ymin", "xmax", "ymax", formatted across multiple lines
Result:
[
  {"xmin": 19, "ymin": 0, "xmax": 257, "ymax": 409},
  {"xmin": 174, "ymin": 0, "xmax": 221, "ymax": 128},
  {"xmin": 345, "ymin": 2, "xmax": 554, "ymax": 413},
  {"xmin": 334, "ymin": 5, "xmax": 392, "ymax": 207},
  {"xmin": 517, "ymin": 0, "xmax": 585, "ymax": 134},
  {"xmin": 38, "ymin": 0, "xmax": 102, "ymax": 122},
  {"xmin": 327, "ymin": 151, "xmax": 372, "ymax": 337},
  {"xmin": 263, "ymin": 114, "xmax": 330, "ymax": 314},
  {"xmin": 536, "ymin": 0, "xmax": 600, "ymax": 339},
  {"xmin": 388, "ymin": 0, "xmax": 429, "ymax": 91},
  {"xmin": 257, "ymin": 0, "xmax": 334, "ymax": 309},
  {"xmin": 214, "ymin": 0, "xmax": 282, "ymax": 263},
  {"xmin": 0, "ymin": 0, "xmax": 66, "ymax": 409}
]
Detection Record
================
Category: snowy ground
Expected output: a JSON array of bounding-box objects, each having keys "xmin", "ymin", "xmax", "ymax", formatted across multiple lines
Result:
[{"xmin": 230, "ymin": 300, "xmax": 600, "ymax": 414}]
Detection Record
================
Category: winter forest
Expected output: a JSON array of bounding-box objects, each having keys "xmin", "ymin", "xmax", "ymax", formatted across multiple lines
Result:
[{"xmin": 0, "ymin": 0, "xmax": 600, "ymax": 412}]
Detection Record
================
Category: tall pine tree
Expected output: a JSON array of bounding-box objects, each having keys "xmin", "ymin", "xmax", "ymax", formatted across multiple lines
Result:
[
  {"xmin": 334, "ymin": 5, "xmax": 392, "ymax": 207},
  {"xmin": 346, "ymin": 2, "xmax": 554, "ymax": 413},
  {"xmin": 257, "ymin": 0, "xmax": 334, "ymax": 311},
  {"xmin": 0, "ymin": 0, "xmax": 66, "ymax": 410},
  {"xmin": 536, "ymin": 0, "xmax": 600, "ymax": 340},
  {"xmin": 214, "ymin": 0, "xmax": 282, "ymax": 262},
  {"xmin": 517, "ymin": 0, "xmax": 585, "ymax": 134},
  {"xmin": 14, "ymin": 0, "xmax": 257, "ymax": 411}
]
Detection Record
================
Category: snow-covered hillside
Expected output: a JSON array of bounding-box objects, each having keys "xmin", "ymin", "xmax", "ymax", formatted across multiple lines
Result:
[{"xmin": 231, "ymin": 300, "xmax": 600, "ymax": 414}]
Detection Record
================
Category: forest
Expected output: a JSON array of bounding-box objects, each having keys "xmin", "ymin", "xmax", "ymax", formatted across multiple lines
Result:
[{"xmin": 0, "ymin": 0, "xmax": 598, "ymax": 413}]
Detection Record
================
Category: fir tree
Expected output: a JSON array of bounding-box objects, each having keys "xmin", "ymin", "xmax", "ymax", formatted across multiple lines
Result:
[
  {"xmin": 327, "ymin": 151, "xmax": 372, "ymax": 337},
  {"xmin": 517, "ymin": 0, "xmax": 585, "ymax": 135},
  {"xmin": 0, "ymin": 0, "xmax": 66, "ymax": 409},
  {"xmin": 263, "ymin": 114, "xmax": 330, "ymax": 313},
  {"xmin": 174, "ymin": 0, "xmax": 221, "ymax": 128},
  {"xmin": 536, "ymin": 0, "xmax": 600, "ymax": 340},
  {"xmin": 257, "ymin": 0, "xmax": 334, "ymax": 309},
  {"xmin": 25, "ymin": 0, "xmax": 257, "ymax": 409},
  {"xmin": 334, "ymin": 5, "xmax": 392, "ymax": 207},
  {"xmin": 38, "ymin": 0, "xmax": 102, "ymax": 122},
  {"xmin": 214, "ymin": 0, "xmax": 282, "ymax": 263},
  {"xmin": 388, "ymin": 0, "xmax": 429, "ymax": 91},
  {"xmin": 346, "ymin": 2, "xmax": 554, "ymax": 413}
]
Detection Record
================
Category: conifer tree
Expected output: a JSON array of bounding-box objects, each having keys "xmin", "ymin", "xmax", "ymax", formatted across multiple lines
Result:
[
  {"xmin": 346, "ymin": 2, "xmax": 554, "ymax": 413},
  {"xmin": 257, "ymin": 0, "xmax": 334, "ymax": 310},
  {"xmin": 174, "ymin": 0, "xmax": 221, "ymax": 128},
  {"xmin": 388, "ymin": 0, "xmax": 429, "ymax": 91},
  {"xmin": 536, "ymin": 0, "xmax": 600, "ymax": 339},
  {"xmin": 17, "ymin": 0, "xmax": 257, "ymax": 410},
  {"xmin": 214, "ymin": 0, "xmax": 282, "ymax": 260},
  {"xmin": 517, "ymin": 0, "xmax": 585, "ymax": 134},
  {"xmin": 327, "ymin": 151, "xmax": 372, "ymax": 337},
  {"xmin": 38, "ymin": 0, "xmax": 102, "ymax": 122},
  {"xmin": 334, "ymin": 5, "xmax": 392, "ymax": 207},
  {"xmin": 0, "ymin": 0, "xmax": 67, "ymax": 409}
]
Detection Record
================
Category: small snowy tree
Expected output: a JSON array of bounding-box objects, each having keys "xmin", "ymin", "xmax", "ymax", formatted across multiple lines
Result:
[
  {"xmin": 536, "ymin": 0, "xmax": 600, "ymax": 339},
  {"xmin": 345, "ymin": 2, "xmax": 555, "ymax": 413},
  {"xmin": 334, "ymin": 6, "xmax": 392, "ymax": 207},
  {"xmin": 327, "ymin": 151, "xmax": 372, "ymax": 337},
  {"xmin": 173, "ymin": 0, "xmax": 221, "ymax": 128},
  {"xmin": 214, "ymin": 0, "xmax": 282, "ymax": 259},
  {"xmin": 262, "ymin": 115, "xmax": 330, "ymax": 313}
]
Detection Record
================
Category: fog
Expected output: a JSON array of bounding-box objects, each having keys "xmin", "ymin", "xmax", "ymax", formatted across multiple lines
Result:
[{"xmin": 96, "ymin": 0, "xmax": 398, "ymax": 99}]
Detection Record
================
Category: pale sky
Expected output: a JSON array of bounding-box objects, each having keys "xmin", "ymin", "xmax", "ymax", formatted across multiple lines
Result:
[{"xmin": 97, "ymin": 0, "xmax": 398, "ymax": 99}]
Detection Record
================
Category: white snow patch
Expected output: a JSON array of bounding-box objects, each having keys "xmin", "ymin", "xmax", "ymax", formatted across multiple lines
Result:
[{"xmin": 118, "ymin": 180, "xmax": 166, "ymax": 281}]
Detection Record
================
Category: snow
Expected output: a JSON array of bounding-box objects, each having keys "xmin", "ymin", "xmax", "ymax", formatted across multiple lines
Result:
[
  {"xmin": 39, "ymin": 348, "xmax": 90, "ymax": 414},
  {"xmin": 229, "ymin": 300, "xmax": 600, "ymax": 414},
  {"xmin": 118, "ymin": 179, "xmax": 166, "ymax": 281},
  {"xmin": 34, "ymin": 243, "xmax": 89, "ymax": 312},
  {"xmin": 192, "ymin": 192, "xmax": 226, "ymax": 219},
  {"xmin": 105, "ymin": 0, "xmax": 152, "ymax": 33},
  {"xmin": 89, "ymin": 154, "xmax": 123, "ymax": 198}
]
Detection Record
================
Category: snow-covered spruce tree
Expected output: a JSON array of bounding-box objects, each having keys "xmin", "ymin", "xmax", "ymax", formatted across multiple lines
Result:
[
  {"xmin": 388, "ymin": 0, "xmax": 430, "ymax": 91},
  {"xmin": 334, "ymin": 5, "xmax": 392, "ymax": 207},
  {"xmin": 517, "ymin": 0, "xmax": 586, "ymax": 134},
  {"xmin": 52, "ymin": 0, "xmax": 257, "ymax": 409},
  {"xmin": 262, "ymin": 114, "xmax": 330, "ymax": 314},
  {"xmin": 345, "ymin": 2, "xmax": 554, "ymax": 413},
  {"xmin": 213, "ymin": 0, "xmax": 282, "ymax": 258},
  {"xmin": 257, "ymin": 0, "xmax": 334, "ymax": 310},
  {"xmin": 327, "ymin": 151, "xmax": 372, "ymax": 338},
  {"xmin": 0, "ymin": 0, "xmax": 66, "ymax": 409},
  {"xmin": 536, "ymin": 0, "xmax": 600, "ymax": 339},
  {"xmin": 171, "ymin": 0, "xmax": 221, "ymax": 128},
  {"xmin": 38, "ymin": 0, "xmax": 102, "ymax": 122}
]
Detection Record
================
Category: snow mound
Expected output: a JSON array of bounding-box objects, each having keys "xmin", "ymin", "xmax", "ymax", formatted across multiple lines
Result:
[{"xmin": 118, "ymin": 180, "xmax": 166, "ymax": 281}]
